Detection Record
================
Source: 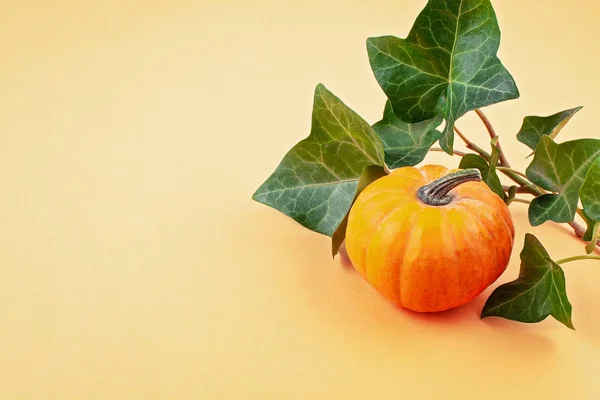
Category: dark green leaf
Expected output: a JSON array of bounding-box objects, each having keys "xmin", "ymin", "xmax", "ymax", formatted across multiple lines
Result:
[
  {"xmin": 481, "ymin": 233, "xmax": 574, "ymax": 329},
  {"xmin": 331, "ymin": 165, "xmax": 388, "ymax": 257},
  {"xmin": 252, "ymin": 84, "xmax": 385, "ymax": 236},
  {"xmin": 516, "ymin": 106, "xmax": 582, "ymax": 151},
  {"xmin": 526, "ymin": 136, "xmax": 600, "ymax": 226},
  {"xmin": 367, "ymin": 0, "xmax": 519, "ymax": 153},
  {"xmin": 579, "ymin": 155, "xmax": 600, "ymax": 222},
  {"xmin": 459, "ymin": 154, "xmax": 504, "ymax": 198},
  {"xmin": 372, "ymin": 101, "xmax": 442, "ymax": 169}
]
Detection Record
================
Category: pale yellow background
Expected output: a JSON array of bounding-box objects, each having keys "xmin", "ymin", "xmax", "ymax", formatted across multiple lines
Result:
[{"xmin": 1, "ymin": 0, "xmax": 599, "ymax": 398}]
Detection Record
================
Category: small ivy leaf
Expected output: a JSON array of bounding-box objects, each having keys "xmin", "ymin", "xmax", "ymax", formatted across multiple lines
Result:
[
  {"xmin": 517, "ymin": 106, "xmax": 583, "ymax": 151},
  {"xmin": 526, "ymin": 136, "xmax": 600, "ymax": 226},
  {"xmin": 252, "ymin": 84, "xmax": 385, "ymax": 236},
  {"xmin": 331, "ymin": 165, "xmax": 388, "ymax": 258},
  {"xmin": 372, "ymin": 101, "xmax": 442, "ymax": 169},
  {"xmin": 481, "ymin": 233, "xmax": 574, "ymax": 329},
  {"xmin": 459, "ymin": 154, "xmax": 504, "ymax": 199},
  {"xmin": 367, "ymin": 0, "xmax": 519, "ymax": 154},
  {"xmin": 579, "ymin": 155, "xmax": 600, "ymax": 222},
  {"xmin": 505, "ymin": 185, "xmax": 518, "ymax": 205}
]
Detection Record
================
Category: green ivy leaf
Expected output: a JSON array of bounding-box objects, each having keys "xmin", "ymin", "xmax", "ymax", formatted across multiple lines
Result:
[
  {"xmin": 516, "ymin": 106, "xmax": 582, "ymax": 151},
  {"xmin": 458, "ymin": 138, "xmax": 504, "ymax": 199},
  {"xmin": 526, "ymin": 136, "xmax": 600, "ymax": 226},
  {"xmin": 252, "ymin": 84, "xmax": 385, "ymax": 236},
  {"xmin": 372, "ymin": 101, "xmax": 442, "ymax": 169},
  {"xmin": 481, "ymin": 233, "xmax": 574, "ymax": 329},
  {"xmin": 367, "ymin": 0, "xmax": 519, "ymax": 154},
  {"xmin": 579, "ymin": 155, "xmax": 600, "ymax": 222},
  {"xmin": 331, "ymin": 165, "xmax": 387, "ymax": 257}
]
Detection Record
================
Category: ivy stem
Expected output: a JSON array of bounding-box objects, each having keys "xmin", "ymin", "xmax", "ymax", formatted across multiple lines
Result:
[
  {"xmin": 503, "ymin": 185, "xmax": 541, "ymax": 196},
  {"xmin": 555, "ymin": 255, "xmax": 600, "ymax": 265},
  {"xmin": 430, "ymin": 147, "xmax": 467, "ymax": 157},
  {"xmin": 474, "ymin": 108, "xmax": 510, "ymax": 167},
  {"xmin": 511, "ymin": 198, "xmax": 531, "ymax": 205},
  {"xmin": 498, "ymin": 169, "xmax": 545, "ymax": 195},
  {"xmin": 497, "ymin": 167, "xmax": 528, "ymax": 180},
  {"xmin": 454, "ymin": 126, "xmax": 491, "ymax": 159}
]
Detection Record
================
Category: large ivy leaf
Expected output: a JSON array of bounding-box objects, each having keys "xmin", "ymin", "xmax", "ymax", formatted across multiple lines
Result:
[
  {"xmin": 580, "ymin": 155, "xmax": 600, "ymax": 222},
  {"xmin": 372, "ymin": 101, "xmax": 442, "ymax": 169},
  {"xmin": 331, "ymin": 165, "xmax": 387, "ymax": 257},
  {"xmin": 526, "ymin": 136, "xmax": 600, "ymax": 226},
  {"xmin": 252, "ymin": 84, "xmax": 385, "ymax": 236},
  {"xmin": 458, "ymin": 138, "xmax": 504, "ymax": 199},
  {"xmin": 481, "ymin": 234, "xmax": 574, "ymax": 329},
  {"xmin": 367, "ymin": 0, "xmax": 519, "ymax": 153},
  {"xmin": 516, "ymin": 106, "xmax": 582, "ymax": 151}
]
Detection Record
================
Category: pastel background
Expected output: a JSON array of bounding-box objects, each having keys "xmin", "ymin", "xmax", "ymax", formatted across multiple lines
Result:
[{"xmin": 1, "ymin": 0, "xmax": 599, "ymax": 398}]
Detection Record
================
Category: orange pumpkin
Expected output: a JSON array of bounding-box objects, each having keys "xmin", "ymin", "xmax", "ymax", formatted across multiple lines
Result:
[{"xmin": 345, "ymin": 165, "xmax": 515, "ymax": 312}]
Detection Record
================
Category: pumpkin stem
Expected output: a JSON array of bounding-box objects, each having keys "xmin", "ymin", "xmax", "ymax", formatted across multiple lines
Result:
[{"xmin": 417, "ymin": 168, "xmax": 482, "ymax": 206}]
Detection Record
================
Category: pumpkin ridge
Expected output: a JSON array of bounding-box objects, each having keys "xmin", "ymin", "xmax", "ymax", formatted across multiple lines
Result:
[
  {"xmin": 457, "ymin": 201, "xmax": 511, "ymax": 292},
  {"xmin": 440, "ymin": 211, "xmax": 461, "ymax": 308},
  {"xmin": 391, "ymin": 209, "xmax": 421, "ymax": 308},
  {"xmin": 363, "ymin": 199, "xmax": 418, "ymax": 290},
  {"xmin": 387, "ymin": 205, "xmax": 422, "ymax": 305},
  {"xmin": 480, "ymin": 206, "xmax": 515, "ymax": 285},
  {"xmin": 399, "ymin": 215, "xmax": 430, "ymax": 308},
  {"xmin": 459, "ymin": 205, "xmax": 493, "ymax": 298}
]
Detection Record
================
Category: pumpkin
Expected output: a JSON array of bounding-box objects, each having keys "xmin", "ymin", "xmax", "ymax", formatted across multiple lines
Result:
[{"xmin": 345, "ymin": 165, "xmax": 515, "ymax": 312}]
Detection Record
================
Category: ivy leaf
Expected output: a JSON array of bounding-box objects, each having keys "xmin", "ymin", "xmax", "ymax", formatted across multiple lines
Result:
[
  {"xmin": 458, "ymin": 138, "xmax": 504, "ymax": 199},
  {"xmin": 579, "ymin": 155, "xmax": 600, "ymax": 222},
  {"xmin": 372, "ymin": 101, "xmax": 442, "ymax": 169},
  {"xmin": 516, "ymin": 106, "xmax": 583, "ymax": 151},
  {"xmin": 367, "ymin": 0, "xmax": 519, "ymax": 154},
  {"xmin": 481, "ymin": 234, "xmax": 574, "ymax": 329},
  {"xmin": 331, "ymin": 165, "xmax": 387, "ymax": 257},
  {"xmin": 526, "ymin": 136, "xmax": 600, "ymax": 226},
  {"xmin": 252, "ymin": 84, "xmax": 385, "ymax": 236}
]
